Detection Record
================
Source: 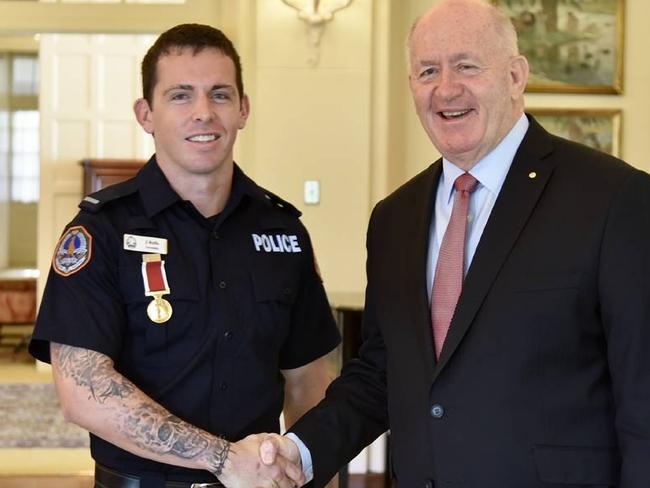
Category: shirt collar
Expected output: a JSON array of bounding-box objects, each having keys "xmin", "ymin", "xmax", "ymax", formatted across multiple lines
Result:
[
  {"xmin": 232, "ymin": 163, "xmax": 275, "ymax": 207},
  {"xmin": 440, "ymin": 113, "xmax": 529, "ymax": 203},
  {"xmin": 136, "ymin": 156, "xmax": 181, "ymax": 218},
  {"xmin": 136, "ymin": 156, "xmax": 273, "ymax": 218}
]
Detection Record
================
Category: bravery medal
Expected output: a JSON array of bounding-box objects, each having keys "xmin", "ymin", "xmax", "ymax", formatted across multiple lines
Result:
[{"xmin": 141, "ymin": 253, "xmax": 172, "ymax": 324}]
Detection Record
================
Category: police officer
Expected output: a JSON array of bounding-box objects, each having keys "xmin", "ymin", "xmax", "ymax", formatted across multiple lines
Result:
[{"xmin": 29, "ymin": 24, "xmax": 339, "ymax": 488}]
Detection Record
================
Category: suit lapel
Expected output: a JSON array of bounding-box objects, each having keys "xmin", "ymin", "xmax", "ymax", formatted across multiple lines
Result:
[
  {"xmin": 404, "ymin": 162, "xmax": 442, "ymax": 378},
  {"xmin": 432, "ymin": 117, "xmax": 557, "ymax": 380}
]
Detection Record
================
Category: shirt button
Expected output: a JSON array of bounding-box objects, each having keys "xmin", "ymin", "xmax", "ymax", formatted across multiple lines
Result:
[
  {"xmin": 212, "ymin": 230, "xmax": 220, "ymax": 240},
  {"xmin": 430, "ymin": 403, "xmax": 445, "ymax": 419},
  {"xmin": 219, "ymin": 382, "xmax": 228, "ymax": 391},
  {"xmin": 224, "ymin": 330, "xmax": 233, "ymax": 340},
  {"xmin": 219, "ymin": 281, "xmax": 227, "ymax": 289}
]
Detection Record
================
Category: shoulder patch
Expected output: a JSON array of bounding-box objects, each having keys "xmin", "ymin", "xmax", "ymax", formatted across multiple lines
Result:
[
  {"xmin": 263, "ymin": 190, "xmax": 302, "ymax": 218},
  {"xmin": 52, "ymin": 226, "xmax": 93, "ymax": 277},
  {"xmin": 79, "ymin": 178, "xmax": 139, "ymax": 214}
]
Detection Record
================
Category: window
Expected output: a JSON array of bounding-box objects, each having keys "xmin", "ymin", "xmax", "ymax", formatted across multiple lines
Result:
[
  {"xmin": 0, "ymin": 53, "xmax": 39, "ymax": 203},
  {"xmin": 11, "ymin": 111, "xmax": 39, "ymax": 203},
  {"xmin": 11, "ymin": 55, "xmax": 38, "ymax": 96}
]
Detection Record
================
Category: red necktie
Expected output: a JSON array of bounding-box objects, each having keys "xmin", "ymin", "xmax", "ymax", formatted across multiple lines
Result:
[{"xmin": 431, "ymin": 173, "xmax": 479, "ymax": 359}]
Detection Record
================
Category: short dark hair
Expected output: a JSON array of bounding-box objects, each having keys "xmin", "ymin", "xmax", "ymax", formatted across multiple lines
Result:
[{"xmin": 141, "ymin": 23, "xmax": 244, "ymax": 107}]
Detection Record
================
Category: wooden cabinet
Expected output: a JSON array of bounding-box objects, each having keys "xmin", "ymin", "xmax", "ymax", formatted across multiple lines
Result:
[
  {"xmin": 81, "ymin": 158, "xmax": 145, "ymax": 195},
  {"xmin": 0, "ymin": 269, "xmax": 38, "ymax": 355},
  {"xmin": 0, "ymin": 270, "xmax": 37, "ymax": 325}
]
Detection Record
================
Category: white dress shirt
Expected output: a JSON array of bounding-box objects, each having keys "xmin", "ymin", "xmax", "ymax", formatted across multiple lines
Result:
[{"xmin": 426, "ymin": 114, "xmax": 529, "ymax": 299}]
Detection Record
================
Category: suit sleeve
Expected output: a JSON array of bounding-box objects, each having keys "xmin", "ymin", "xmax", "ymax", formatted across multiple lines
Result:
[
  {"xmin": 598, "ymin": 169, "xmax": 650, "ymax": 487},
  {"xmin": 289, "ymin": 204, "xmax": 390, "ymax": 487}
]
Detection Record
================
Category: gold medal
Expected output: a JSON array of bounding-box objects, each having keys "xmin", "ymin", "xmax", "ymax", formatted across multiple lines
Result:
[
  {"xmin": 141, "ymin": 253, "xmax": 173, "ymax": 324},
  {"xmin": 147, "ymin": 294, "xmax": 173, "ymax": 324}
]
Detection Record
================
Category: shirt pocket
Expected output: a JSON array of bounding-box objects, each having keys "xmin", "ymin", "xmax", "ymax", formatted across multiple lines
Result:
[
  {"xmin": 118, "ymin": 261, "xmax": 200, "ymax": 365},
  {"xmin": 533, "ymin": 445, "xmax": 619, "ymax": 486},
  {"xmin": 246, "ymin": 267, "xmax": 299, "ymax": 353}
]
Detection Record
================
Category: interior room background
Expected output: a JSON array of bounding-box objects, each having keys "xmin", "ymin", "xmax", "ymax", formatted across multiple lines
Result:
[{"xmin": 0, "ymin": 0, "xmax": 648, "ymax": 299}]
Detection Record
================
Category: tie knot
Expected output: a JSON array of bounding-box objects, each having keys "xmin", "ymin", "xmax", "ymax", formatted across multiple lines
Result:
[{"xmin": 454, "ymin": 173, "xmax": 478, "ymax": 193}]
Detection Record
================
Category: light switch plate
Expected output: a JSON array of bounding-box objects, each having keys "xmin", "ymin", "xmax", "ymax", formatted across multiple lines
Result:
[{"xmin": 304, "ymin": 180, "xmax": 320, "ymax": 205}]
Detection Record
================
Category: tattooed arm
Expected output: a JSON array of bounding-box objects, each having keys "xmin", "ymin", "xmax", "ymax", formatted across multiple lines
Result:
[{"xmin": 51, "ymin": 342, "xmax": 302, "ymax": 487}]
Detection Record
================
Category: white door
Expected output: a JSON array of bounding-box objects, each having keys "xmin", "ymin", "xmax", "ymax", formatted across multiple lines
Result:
[{"xmin": 37, "ymin": 33, "xmax": 155, "ymax": 290}]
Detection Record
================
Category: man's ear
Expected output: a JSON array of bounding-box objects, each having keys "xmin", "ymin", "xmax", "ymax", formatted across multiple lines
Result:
[
  {"xmin": 238, "ymin": 94, "xmax": 250, "ymax": 130},
  {"xmin": 509, "ymin": 55, "xmax": 530, "ymax": 99},
  {"xmin": 134, "ymin": 98, "xmax": 154, "ymax": 134}
]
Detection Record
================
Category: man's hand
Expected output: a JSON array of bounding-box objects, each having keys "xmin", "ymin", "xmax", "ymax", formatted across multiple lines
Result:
[
  {"xmin": 261, "ymin": 435, "xmax": 340, "ymax": 488},
  {"xmin": 259, "ymin": 434, "xmax": 305, "ymax": 486},
  {"xmin": 217, "ymin": 434, "xmax": 304, "ymax": 488}
]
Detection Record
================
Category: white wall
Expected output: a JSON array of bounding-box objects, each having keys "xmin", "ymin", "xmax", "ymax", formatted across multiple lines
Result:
[{"xmin": 240, "ymin": 0, "xmax": 375, "ymax": 294}]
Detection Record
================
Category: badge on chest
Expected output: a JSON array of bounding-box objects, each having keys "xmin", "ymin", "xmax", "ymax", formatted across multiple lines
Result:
[
  {"xmin": 123, "ymin": 233, "xmax": 168, "ymax": 254},
  {"xmin": 141, "ymin": 253, "xmax": 173, "ymax": 324},
  {"xmin": 123, "ymin": 233, "xmax": 172, "ymax": 325}
]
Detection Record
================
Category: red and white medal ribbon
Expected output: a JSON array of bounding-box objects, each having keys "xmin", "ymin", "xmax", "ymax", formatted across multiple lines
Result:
[
  {"xmin": 141, "ymin": 254, "xmax": 170, "ymax": 295},
  {"xmin": 141, "ymin": 254, "xmax": 172, "ymax": 324}
]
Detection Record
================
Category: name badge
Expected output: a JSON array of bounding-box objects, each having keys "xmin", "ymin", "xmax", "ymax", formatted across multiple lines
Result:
[{"xmin": 124, "ymin": 234, "xmax": 168, "ymax": 254}]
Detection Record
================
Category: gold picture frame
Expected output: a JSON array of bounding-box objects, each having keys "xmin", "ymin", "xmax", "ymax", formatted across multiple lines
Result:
[
  {"xmin": 529, "ymin": 108, "xmax": 622, "ymax": 157},
  {"xmin": 493, "ymin": 0, "xmax": 625, "ymax": 94}
]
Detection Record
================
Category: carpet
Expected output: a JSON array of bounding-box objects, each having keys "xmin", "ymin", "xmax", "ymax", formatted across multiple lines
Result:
[{"xmin": 0, "ymin": 383, "xmax": 89, "ymax": 448}]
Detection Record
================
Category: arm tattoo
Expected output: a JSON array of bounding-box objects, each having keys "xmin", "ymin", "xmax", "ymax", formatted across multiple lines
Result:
[
  {"xmin": 52, "ymin": 343, "xmax": 230, "ymax": 474},
  {"xmin": 120, "ymin": 403, "xmax": 230, "ymax": 475},
  {"xmin": 52, "ymin": 343, "xmax": 135, "ymax": 403},
  {"xmin": 207, "ymin": 441, "xmax": 230, "ymax": 477}
]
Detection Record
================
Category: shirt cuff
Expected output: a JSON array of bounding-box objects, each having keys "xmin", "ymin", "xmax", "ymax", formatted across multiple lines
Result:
[{"xmin": 285, "ymin": 432, "xmax": 314, "ymax": 484}]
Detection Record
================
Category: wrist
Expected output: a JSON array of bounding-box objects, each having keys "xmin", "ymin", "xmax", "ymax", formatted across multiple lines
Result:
[
  {"xmin": 205, "ymin": 438, "xmax": 231, "ymax": 478},
  {"xmin": 285, "ymin": 432, "xmax": 312, "ymax": 482}
]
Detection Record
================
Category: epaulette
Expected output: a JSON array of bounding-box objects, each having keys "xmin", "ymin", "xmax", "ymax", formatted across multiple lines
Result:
[
  {"xmin": 262, "ymin": 189, "xmax": 302, "ymax": 218},
  {"xmin": 79, "ymin": 178, "xmax": 139, "ymax": 214}
]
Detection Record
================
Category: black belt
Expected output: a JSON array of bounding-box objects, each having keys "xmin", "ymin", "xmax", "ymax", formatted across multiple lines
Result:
[{"xmin": 95, "ymin": 463, "xmax": 223, "ymax": 488}]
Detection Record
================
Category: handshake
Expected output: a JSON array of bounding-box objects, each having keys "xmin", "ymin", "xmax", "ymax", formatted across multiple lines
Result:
[{"xmin": 216, "ymin": 433, "xmax": 307, "ymax": 488}]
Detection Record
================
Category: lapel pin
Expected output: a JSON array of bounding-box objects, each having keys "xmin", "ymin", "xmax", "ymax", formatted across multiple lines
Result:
[{"xmin": 528, "ymin": 172, "xmax": 537, "ymax": 179}]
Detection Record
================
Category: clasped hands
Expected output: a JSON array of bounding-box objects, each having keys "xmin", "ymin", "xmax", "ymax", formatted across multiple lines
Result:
[{"xmin": 217, "ymin": 433, "xmax": 305, "ymax": 488}]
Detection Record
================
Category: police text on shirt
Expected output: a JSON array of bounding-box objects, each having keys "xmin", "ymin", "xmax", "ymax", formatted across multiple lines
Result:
[{"xmin": 252, "ymin": 234, "xmax": 302, "ymax": 253}]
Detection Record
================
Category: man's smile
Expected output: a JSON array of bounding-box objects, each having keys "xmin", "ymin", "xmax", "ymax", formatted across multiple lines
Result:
[{"xmin": 186, "ymin": 133, "xmax": 219, "ymax": 142}]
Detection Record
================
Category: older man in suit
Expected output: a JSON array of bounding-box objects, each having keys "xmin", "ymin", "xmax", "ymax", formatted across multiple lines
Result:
[{"xmin": 261, "ymin": 0, "xmax": 650, "ymax": 486}]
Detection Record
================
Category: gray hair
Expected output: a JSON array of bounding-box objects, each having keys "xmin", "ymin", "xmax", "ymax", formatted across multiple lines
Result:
[{"xmin": 406, "ymin": 0, "xmax": 520, "ymax": 68}]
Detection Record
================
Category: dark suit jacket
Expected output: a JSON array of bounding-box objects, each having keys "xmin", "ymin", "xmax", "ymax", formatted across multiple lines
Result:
[{"xmin": 290, "ymin": 116, "xmax": 650, "ymax": 488}]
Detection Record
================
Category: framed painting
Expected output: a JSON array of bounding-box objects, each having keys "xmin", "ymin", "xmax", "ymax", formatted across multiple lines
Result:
[
  {"xmin": 493, "ymin": 0, "xmax": 625, "ymax": 93},
  {"xmin": 529, "ymin": 108, "xmax": 622, "ymax": 157}
]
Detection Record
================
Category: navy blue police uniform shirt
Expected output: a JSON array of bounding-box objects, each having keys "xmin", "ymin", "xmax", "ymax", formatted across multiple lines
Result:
[{"xmin": 29, "ymin": 157, "xmax": 341, "ymax": 480}]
